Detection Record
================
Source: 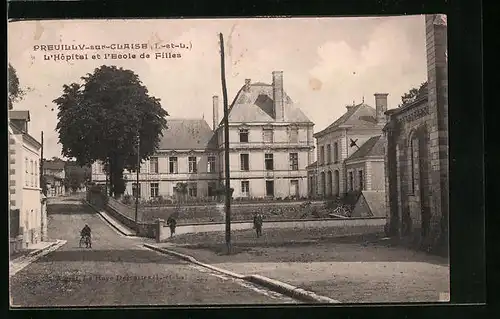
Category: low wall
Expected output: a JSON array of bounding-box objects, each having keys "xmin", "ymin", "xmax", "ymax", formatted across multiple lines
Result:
[
  {"xmin": 156, "ymin": 217, "xmax": 386, "ymax": 242},
  {"xmin": 84, "ymin": 197, "xmax": 156, "ymax": 239},
  {"xmin": 142, "ymin": 201, "xmax": 330, "ymax": 223}
]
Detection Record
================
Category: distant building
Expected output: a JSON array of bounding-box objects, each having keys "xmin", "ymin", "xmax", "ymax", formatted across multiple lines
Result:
[
  {"xmin": 8, "ymin": 110, "xmax": 46, "ymax": 248},
  {"xmin": 93, "ymin": 119, "xmax": 218, "ymax": 199},
  {"xmin": 383, "ymin": 14, "xmax": 449, "ymax": 253},
  {"xmin": 91, "ymin": 71, "xmax": 315, "ymax": 200},
  {"xmin": 43, "ymin": 159, "xmax": 66, "ymax": 196},
  {"xmin": 216, "ymin": 72, "xmax": 315, "ymax": 199},
  {"xmin": 312, "ymin": 93, "xmax": 388, "ymax": 198}
]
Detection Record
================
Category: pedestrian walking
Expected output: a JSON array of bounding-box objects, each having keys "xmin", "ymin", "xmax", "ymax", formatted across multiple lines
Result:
[
  {"xmin": 167, "ymin": 215, "xmax": 177, "ymax": 238},
  {"xmin": 253, "ymin": 212, "xmax": 263, "ymax": 238}
]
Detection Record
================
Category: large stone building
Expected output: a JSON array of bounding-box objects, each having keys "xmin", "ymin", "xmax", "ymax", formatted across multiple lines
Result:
[
  {"xmin": 9, "ymin": 110, "xmax": 46, "ymax": 248},
  {"xmin": 311, "ymin": 94, "xmax": 388, "ymax": 198},
  {"xmin": 383, "ymin": 14, "xmax": 448, "ymax": 253},
  {"xmin": 91, "ymin": 71, "xmax": 315, "ymax": 200}
]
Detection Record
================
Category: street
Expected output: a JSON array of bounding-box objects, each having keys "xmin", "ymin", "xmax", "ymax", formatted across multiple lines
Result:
[{"xmin": 9, "ymin": 197, "xmax": 297, "ymax": 307}]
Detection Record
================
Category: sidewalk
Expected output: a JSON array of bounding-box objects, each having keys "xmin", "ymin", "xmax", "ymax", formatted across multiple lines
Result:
[
  {"xmin": 10, "ymin": 240, "xmax": 67, "ymax": 277},
  {"xmin": 154, "ymin": 228, "xmax": 450, "ymax": 303}
]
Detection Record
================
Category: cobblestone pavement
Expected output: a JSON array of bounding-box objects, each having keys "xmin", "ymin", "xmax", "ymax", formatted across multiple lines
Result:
[{"xmin": 9, "ymin": 198, "xmax": 297, "ymax": 307}]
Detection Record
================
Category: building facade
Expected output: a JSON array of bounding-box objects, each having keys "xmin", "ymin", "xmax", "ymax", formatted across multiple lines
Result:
[
  {"xmin": 43, "ymin": 159, "xmax": 66, "ymax": 196},
  {"xmin": 9, "ymin": 110, "xmax": 46, "ymax": 248},
  {"xmin": 383, "ymin": 14, "xmax": 448, "ymax": 253},
  {"xmin": 312, "ymin": 93, "xmax": 388, "ymax": 198},
  {"xmin": 91, "ymin": 71, "xmax": 315, "ymax": 200},
  {"xmin": 216, "ymin": 72, "xmax": 315, "ymax": 199}
]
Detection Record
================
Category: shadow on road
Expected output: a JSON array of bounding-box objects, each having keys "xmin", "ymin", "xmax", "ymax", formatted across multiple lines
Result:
[
  {"xmin": 47, "ymin": 204, "xmax": 96, "ymax": 216},
  {"xmin": 35, "ymin": 249, "xmax": 185, "ymax": 264}
]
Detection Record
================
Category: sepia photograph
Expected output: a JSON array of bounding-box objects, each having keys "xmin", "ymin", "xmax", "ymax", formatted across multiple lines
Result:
[{"xmin": 8, "ymin": 15, "xmax": 450, "ymax": 307}]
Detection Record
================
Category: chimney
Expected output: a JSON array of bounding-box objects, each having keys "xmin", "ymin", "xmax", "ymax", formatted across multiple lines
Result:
[
  {"xmin": 212, "ymin": 95, "xmax": 219, "ymax": 131},
  {"xmin": 243, "ymin": 79, "xmax": 251, "ymax": 92},
  {"xmin": 272, "ymin": 71, "xmax": 284, "ymax": 121},
  {"xmin": 374, "ymin": 93, "xmax": 389, "ymax": 125}
]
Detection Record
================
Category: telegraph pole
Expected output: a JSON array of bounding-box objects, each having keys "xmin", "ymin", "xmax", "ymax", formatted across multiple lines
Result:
[
  {"xmin": 219, "ymin": 33, "xmax": 232, "ymax": 255},
  {"xmin": 40, "ymin": 131, "xmax": 44, "ymax": 187},
  {"xmin": 135, "ymin": 133, "xmax": 140, "ymax": 224}
]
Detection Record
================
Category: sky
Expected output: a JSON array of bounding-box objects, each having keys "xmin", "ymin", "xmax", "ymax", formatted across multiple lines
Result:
[{"xmin": 7, "ymin": 16, "xmax": 428, "ymax": 159}]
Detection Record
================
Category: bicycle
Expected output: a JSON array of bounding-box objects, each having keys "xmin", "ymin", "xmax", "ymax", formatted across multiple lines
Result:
[{"xmin": 79, "ymin": 235, "xmax": 92, "ymax": 248}]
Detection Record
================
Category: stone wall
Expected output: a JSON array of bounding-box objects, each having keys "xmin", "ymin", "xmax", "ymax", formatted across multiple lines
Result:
[
  {"xmin": 383, "ymin": 15, "xmax": 448, "ymax": 255},
  {"xmin": 156, "ymin": 216, "xmax": 386, "ymax": 242}
]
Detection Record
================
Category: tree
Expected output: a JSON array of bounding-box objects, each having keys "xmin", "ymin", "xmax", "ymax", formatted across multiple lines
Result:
[
  {"xmin": 399, "ymin": 81, "xmax": 428, "ymax": 107},
  {"xmin": 54, "ymin": 65, "xmax": 168, "ymax": 197},
  {"xmin": 8, "ymin": 63, "xmax": 26, "ymax": 110}
]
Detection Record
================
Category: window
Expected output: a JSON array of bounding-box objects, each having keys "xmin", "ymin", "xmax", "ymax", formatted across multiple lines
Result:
[
  {"xmin": 188, "ymin": 183, "xmax": 197, "ymax": 197},
  {"xmin": 34, "ymin": 160, "xmax": 38, "ymax": 187},
  {"xmin": 241, "ymin": 181, "xmax": 250, "ymax": 196},
  {"xmin": 132, "ymin": 183, "xmax": 141, "ymax": 198},
  {"xmin": 265, "ymin": 153, "xmax": 274, "ymax": 170},
  {"xmin": 207, "ymin": 156, "xmax": 216, "ymax": 173},
  {"xmin": 169, "ymin": 157, "xmax": 178, "ymax": 174},
  {"xmin": 326, "ymin": 144, "xmax": 331, "ymax": 163},
  {"xmin": 30, "ymin": 160, "xmax": 34, "ymax": 186},
  {"xmin": 320, "ymin": 146, "xmax": 325, "ymax": 165},
  {"xmin": 289, "ymin": 153, "xmax": 299, "ymax": 171},
  {"xmin": 208, "ymin": 182, "xmax": 217, "ymax": 197},
  {"xmin": 240, "ymin": 154, "xmax": 249, "ymax": 171},
  {"xmin": 410, "ymin": 138, "xmax": 418, "ymax": 194},
  {"xmin": 150, "ymin": 157, "xmax": 159, "ymax": 173},
  {"xmin": 188, "ymin": 156, "xmax": 197, "ymax": 173},
  {"xmin": 239, "ymin": 129, "xmax": 249, "ymax": 143},
  {"xmin": 358, "ymin": 170, "xmax": 364, "ymax": 191},
  {"xmin": 348, "ymin": 171, "xmax": 354, "ymax": 191},
  {"xmin": 263, "ymin": 128, "xmax": 273, "ymax": 143},
  {"xmin": 150, "ymin": 182, "xmax": 159, "ymax": 198},
  {"xmin": 25, "ymin": 158, "xmax": 29, "ymax": 186},
  {"xmin": 333, "ymin": 142, "xmax": 339, "ymax": 163},
  {"xmin": 289, "ymin": 127, "xmax": 299, "ymax": 143},
  {"xmin": 266, "ymin": 180, "xmax": 274, "ymax": 197}
]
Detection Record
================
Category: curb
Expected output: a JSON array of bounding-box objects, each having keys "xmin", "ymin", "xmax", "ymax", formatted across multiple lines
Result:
[
  {"xmin": 244, "ymin": 274, "xmax": 340, "ymax": 304},
  {"xmin": 143, "ymin": 243, "xmax": 245, "ymax": 279},
  {"xmin": 82, "ymin": 200, "xmax": 136, "ymax": 237},
  {"xmin": 142, "ymin": 243, "xmax": 339, "ymax": 303},
  {"xmin": 27, "ymin": 241, "xmax": 59, "ymax": 258}
]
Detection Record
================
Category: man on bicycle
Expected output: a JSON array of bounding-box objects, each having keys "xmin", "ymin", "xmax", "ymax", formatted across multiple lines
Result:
[{"xmin": 81, "ymin": 224, "xmax": 92, "ymax": 248}]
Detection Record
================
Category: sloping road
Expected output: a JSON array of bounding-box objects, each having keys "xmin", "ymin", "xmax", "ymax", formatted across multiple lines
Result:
[{"xmin": 10, "ymin": 197, "xmax": 296, "ymax": 307}]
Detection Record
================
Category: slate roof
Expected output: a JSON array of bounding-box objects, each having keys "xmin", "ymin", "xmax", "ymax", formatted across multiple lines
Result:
[
  {"xmin": 346, "ymin": 135, "xmax": 385, "ymax": 161},
  {"xmin": 158, "ymin": 119, "xmax": 217, "ymax": 151},
  {"xmin": 314, "ymin": 103, "xmax": 378, "ymax": 137},
  {"xmin": 306, "ymin": 161, "xmax": 317, "ymax": 169},
  {"xmin": 9, "ymin": 110, "xmax": 30, "ymax": 121},
  {"xmin": 9, "ymin": 121, "xmax": 42, "ymax": 148},
  {"xmin": 222, "ymin": 81, "xmax": 313, "ymax": 124}
]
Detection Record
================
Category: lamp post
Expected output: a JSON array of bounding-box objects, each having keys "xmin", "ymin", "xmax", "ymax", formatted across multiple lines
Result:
[{"xmin": 135, "ymin": 133, "xmax": 140, "ymax": 223}]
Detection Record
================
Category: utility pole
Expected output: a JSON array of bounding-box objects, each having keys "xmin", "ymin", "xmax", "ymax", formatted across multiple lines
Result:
[
  {"xmin": 135, "ymin": 133, "xmax": 140, "ymax": 225},
  {"xmin": 219, "ymin": 33, "xmax": 232, "ymax": 255},
  {"xmin": 40, "ymin": 131, "xmax": 44, "ymax": 188}
]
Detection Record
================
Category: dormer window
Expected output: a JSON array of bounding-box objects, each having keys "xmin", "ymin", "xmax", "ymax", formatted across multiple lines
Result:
[{"xmin": 239, "ymin": 129, "xmax": 249, "ymax": 143}]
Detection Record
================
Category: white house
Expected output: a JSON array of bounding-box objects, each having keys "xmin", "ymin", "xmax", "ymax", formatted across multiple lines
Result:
[{"xmin": 9, "ymin": 110, "xmax": 46, "ymax": 248}]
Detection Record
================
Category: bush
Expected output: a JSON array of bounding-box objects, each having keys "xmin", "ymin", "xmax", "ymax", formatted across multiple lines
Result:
[{"xmin": 122, "ymin": 194, "xmax": 132, "ymax": 205}]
